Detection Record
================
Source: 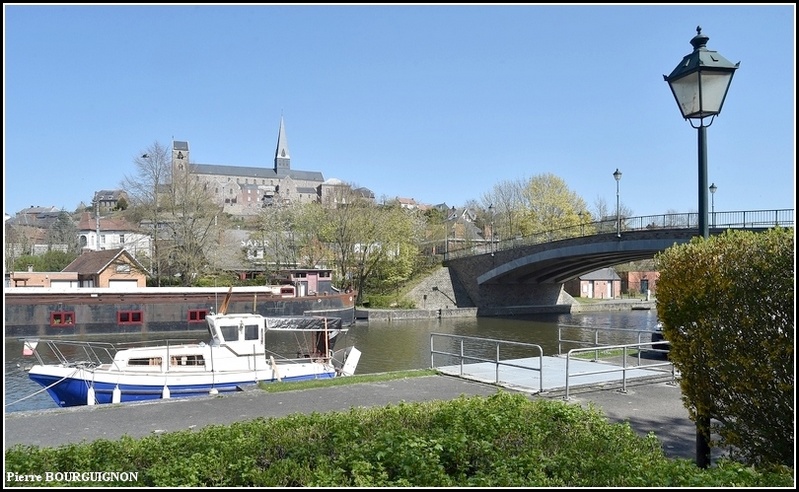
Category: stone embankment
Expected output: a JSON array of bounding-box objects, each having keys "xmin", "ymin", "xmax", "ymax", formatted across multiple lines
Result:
[{"xmin": 357, "ymin": 266, "xmax": 655, "ymax": 321}]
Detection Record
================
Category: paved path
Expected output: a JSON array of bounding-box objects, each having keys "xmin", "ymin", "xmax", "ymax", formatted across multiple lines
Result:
[{"xmin": 4, "ymin": 373, "xmax": 721, "ymax": 462}]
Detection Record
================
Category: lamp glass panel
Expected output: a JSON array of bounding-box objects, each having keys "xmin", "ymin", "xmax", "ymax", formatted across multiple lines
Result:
[
  {"xmin": 669, "ymin": 72, "xmax": 700, "ymax": 118},
  {"xmin": 698, "ymin": 72, "xmax": 733, "ymax": 114}
]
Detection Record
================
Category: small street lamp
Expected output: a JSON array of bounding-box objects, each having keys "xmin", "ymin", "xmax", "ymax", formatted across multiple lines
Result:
[
  {"xmin": 709, "ymin": 183, "xmax": 717, "ymax": 228},
  {"xmin": 665, "ymin": 26, "xmax": 738, "ymax": 470},
  {"xmin": 488, "ymin": 204, "xmax": 495, "ymax": 255},
  {"xmin": 578, "ymin": 211, "xmax": 585, "ymax": 235},
  {"xmin": 613, "ymin": 169, "xmax": 622, "ymax": 237}
]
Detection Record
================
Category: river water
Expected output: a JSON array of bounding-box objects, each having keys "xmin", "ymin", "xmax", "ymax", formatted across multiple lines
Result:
[{"xmin": 4, "ymin": 309, "xmax": 660, "ymax": 414}]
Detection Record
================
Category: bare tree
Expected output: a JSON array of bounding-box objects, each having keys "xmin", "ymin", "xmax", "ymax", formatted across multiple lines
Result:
[
  {"xmin": 161, "ymin": 159, "xmax": 222, "ymax": 286},
  {"xmin": 120, "ymin": 142, "xmax": 171, "ymax": 285}
]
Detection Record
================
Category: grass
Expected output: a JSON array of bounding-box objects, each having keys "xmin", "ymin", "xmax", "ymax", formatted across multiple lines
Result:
[{"xmin": 257, "ymin": 368, "xmax": 439, "ymax": 393}]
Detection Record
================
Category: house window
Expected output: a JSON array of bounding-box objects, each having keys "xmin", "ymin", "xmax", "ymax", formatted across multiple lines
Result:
[
  {"xmin": 120, "ymin": 234, "xmax": 125, "ymax": 244},
  {"xmin": 116, "ymin": 264, "xmax": 131, "ymax": 273},
  {"xmin": 188, "ymin": 309, "xmax": 208, "ymax": 323},
  {"xmin": 118, "ymin": 310, "xmax": 143, "ymax": 324},
  {"xmin": 50, "ymin": 311, "xmax": 76, "ymax": 327}
]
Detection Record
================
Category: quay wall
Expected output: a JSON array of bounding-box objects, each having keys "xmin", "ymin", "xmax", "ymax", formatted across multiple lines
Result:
[{"xmin": 358, "ymin": 300, "xmax": 655, "ymax": 321}]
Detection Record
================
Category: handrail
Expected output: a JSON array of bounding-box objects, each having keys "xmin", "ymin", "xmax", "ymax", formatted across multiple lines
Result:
[
  {"xmin": 564, "ymin": 341, "xmax": 673, "ymax": 400},
  {"xmin": 557, "ymin": 325, "xmax": 660, "ymax": 365},
  {"xmin": 430, "ymin": 332, "xmax": 543, "ymax": 391},
  {"xmin": 445, "ymin": 208, "xmax": 793, "ymax": 260}
]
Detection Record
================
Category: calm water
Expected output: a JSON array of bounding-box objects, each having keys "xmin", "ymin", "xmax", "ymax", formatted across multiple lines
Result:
[{"xmin": 4, "ymin": 310, "xmax": 660, "ymax": 413}]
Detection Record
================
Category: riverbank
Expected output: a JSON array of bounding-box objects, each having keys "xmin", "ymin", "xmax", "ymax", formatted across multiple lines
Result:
[{"xmin": 357, "ymin": 299, "xmax": 656, "ymax": 321}]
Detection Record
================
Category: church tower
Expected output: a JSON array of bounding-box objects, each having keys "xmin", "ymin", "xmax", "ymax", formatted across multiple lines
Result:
[
  {"xmin": 274, "ymin": 116, "xmax": 290, "ymax": 174},
  {"xmin": 172, "ymin": 140, "xmax": 190, "ymax": 177}
]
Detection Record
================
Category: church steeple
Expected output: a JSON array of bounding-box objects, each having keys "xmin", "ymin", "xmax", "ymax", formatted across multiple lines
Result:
[{"xmin": 274, "ymin": 116, "xmax": 290, "ymax": 173}]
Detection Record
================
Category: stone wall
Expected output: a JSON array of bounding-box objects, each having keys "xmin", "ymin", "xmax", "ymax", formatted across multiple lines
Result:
[{"xmin": 403, "ymin": 266, "xmax": 474, "ymax": 310}]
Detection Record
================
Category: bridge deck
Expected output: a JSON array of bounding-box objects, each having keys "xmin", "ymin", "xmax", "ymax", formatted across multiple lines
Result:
[{"xmin": 437, "ymin": 355, "xmax": 672, "ymax": 394}]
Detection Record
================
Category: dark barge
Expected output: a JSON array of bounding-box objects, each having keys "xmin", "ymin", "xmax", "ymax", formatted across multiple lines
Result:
[{"xmin": 3, "ymin": 286, "xmax": 357, "ymax": 338}]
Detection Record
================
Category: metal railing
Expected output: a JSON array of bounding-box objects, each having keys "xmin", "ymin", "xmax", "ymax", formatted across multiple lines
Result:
[
  {"xmin": 430, "ymin": 333, "xmax": 543, "ymax": 391},
  {"xmin": 20, "ymin": 337, "xmax": 199, "ymax": 368},
  {"xmin": 557, "ymin": 325, "xmax": 661, "ymax": 362},
  {"xmin": 445, "ymin": 208, "xmax": 793, "ymax": 260},
  {"xmin": 564, "ymin": 342, "xmax": 674, "ymax": 400}
]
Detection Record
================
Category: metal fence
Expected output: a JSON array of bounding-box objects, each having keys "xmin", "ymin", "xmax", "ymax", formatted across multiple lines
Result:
[{"xmin": 446, "ymin": 208, "xmax": 793, "ymax": 260}]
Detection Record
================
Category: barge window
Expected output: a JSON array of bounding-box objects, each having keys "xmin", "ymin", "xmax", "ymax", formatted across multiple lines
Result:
[
  {"xmin": 50, "ymin": 311, "xmax": 76, "ymax": 327},
  {"xmin": 188, "ymin": 309, "xmax": 208, "ymax": 323},
  {"xmin": 118, "ymin": 310, "xmax": 143, "ymax": 324}
]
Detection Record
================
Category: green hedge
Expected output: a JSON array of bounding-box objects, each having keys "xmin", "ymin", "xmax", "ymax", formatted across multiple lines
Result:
[{"xmin": 5, "ymin": 392, "xmax": 793, "ymax": 487}]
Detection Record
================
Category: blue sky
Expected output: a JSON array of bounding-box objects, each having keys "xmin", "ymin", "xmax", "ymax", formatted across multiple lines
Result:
[{"xmin": 4, "ymin": 4, "xmax": 795, "ymax": 219}]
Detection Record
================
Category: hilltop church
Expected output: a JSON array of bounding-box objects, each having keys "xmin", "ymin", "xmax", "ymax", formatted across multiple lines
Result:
[{"xmin": 171, "ymin": 117, "xmax": 367, "ymax": 216}]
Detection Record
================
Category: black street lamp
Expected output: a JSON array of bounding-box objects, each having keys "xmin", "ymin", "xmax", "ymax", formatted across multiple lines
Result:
[
  {"xmin": 665, "ymin": 26, "xmax": 738, "ymax": 470},
  {"xmin": 709, "ymin": 182, "xmax": 717, "ymax": 228},
  {"xmin": 578, "ymin": 211, "xmax": 585, "ymax": 235},
  {"xmin": 613, "ymin": 169, "xmax": 622, "ymax": 238},
  {"xmin": 665, "ymin": 26, "xmax": 738, "ymax": 240}
]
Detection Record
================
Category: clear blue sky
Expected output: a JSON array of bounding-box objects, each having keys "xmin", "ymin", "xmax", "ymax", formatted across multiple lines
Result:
[{"xmin": 4, "ymin": 4, "xmax": 795, "ymax": 219}]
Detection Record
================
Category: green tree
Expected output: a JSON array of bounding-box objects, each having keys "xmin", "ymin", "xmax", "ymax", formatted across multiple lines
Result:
[
  {"xmin": 519, "ymin": 173, "xmax": 589, "ymax": 238},
  {"xmin": 13, "ymin": 250, "xmax": 78, "ymax": 272},
  {"xmin": 655, "ymin": 228, "xmax": 794, "ymax": 467}
]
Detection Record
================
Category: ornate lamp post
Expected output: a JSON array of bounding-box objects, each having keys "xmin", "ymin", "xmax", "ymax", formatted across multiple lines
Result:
[
  {"xmin": 613, "ymin": 169, "xmax": 622, "ymax": 237},
  {"xmin": 665, "ymin": 26, "xmax": 738, "ymax": 240},
  {"xmin": 709, "ymin": 182, "xmax": 717, "ymax": 228},
  {"xmin": 664, "ymin": 26, "xmax": 738, "ymax": 469}
]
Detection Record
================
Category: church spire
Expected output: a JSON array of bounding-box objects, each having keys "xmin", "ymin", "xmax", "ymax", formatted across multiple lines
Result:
[{"xmin": 274, "ymin": 116, "xmax": 290, "ymax": 173}]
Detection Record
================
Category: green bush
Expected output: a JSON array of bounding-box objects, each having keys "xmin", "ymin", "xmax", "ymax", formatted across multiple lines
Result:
[
  {"xmin": 656, "ymin": 228, "xmax": 794, "ymax": 467},
  {"xmin": 5, "ymin": 392, "xmax": 793, "ymax": 487}
]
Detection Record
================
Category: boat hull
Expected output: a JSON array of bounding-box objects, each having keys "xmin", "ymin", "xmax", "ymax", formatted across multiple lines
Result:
[{"xmin": 29, "ymin": 364, "xmax": 337, "ymax": 407}]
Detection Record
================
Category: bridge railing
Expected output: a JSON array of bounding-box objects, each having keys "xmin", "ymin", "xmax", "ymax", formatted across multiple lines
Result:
[{"xmin": 445, "ymin": 209, "xmax": 793, "ymax": 260}]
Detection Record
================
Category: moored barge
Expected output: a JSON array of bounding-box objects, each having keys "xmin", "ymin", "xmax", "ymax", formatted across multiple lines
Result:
[{"xmin": 4, "ymin": 286, "xmax": 356, "ymax": 338}]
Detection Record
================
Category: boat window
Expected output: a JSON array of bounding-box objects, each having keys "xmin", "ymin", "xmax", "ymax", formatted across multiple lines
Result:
[
  {"xmin": 128, "ymin": 357, "xmax": 162, "ymax": 366},
  {"xmin": 118, "ymin": 310, "xmax": 143, "ymax": 324},
  {"xmin": 244, "ymin": 324, "xmax": 259, "ymax": 340},
  {"xmin": 170, "ymin": 355, "xmax": 205, "ymax": 366},
  {"xmin": 188, "ymin": 309, "xmax": 208, "ymax": 323},
  {"xmin": 220, "ymin": 325, "xmax": 238, "ymax": 342},
  {"xmin": 50, "ymin": 311, "xmax": 76, "ymax": 327}
]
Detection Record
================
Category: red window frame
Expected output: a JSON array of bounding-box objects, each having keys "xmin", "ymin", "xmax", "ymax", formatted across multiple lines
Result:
[
  {"xmin": 50, "ymin": 311, "xmax": 76, "ymax": 327},
  {"xmin": 188, "ymin": 309, "xmax": 208, "ymax": 323},
  {"xmin": 118, "ymin": 310, "xmax": 143, "ymax": 325}
]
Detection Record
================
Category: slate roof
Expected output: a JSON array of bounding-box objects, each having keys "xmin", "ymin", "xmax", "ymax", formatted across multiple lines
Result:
[
  {"xmin": 62, "ymin": 248, "xmax": 149, "ymax": 275},
  {"xmin": 190, "ymin": 163, "xmax": 324, "ymax": 182},
  {"xmin": 580, "ymin": 267, "xmax": 620, "ymax": 281}
]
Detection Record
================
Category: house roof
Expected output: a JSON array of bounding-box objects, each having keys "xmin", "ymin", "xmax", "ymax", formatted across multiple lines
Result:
[
  {"xmin": 77, "ymin": 212, "xmax": 139, "ymax": 232},
  {"xmin": 580, "ymin": 267, "xmax": 620, "ymax": 281},
  {"xmin": 62, "ymin": 248, "xmax": 149, "ymax": 276}
]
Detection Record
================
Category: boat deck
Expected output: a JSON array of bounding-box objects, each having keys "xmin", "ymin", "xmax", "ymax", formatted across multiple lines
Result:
[{"xmin": 437, "ymin": 354, "xmax": 673, "ymax": 395}]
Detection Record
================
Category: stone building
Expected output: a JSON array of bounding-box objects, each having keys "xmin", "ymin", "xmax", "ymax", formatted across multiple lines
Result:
[{"xmin": 172, "ymin": 117, "xmax": 365, "ymax": 216}]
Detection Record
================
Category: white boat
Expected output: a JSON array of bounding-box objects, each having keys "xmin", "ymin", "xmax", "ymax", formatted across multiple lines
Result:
[{"xmin": 23, "ymin": 291, "xmax": 361, "ymax": 408}]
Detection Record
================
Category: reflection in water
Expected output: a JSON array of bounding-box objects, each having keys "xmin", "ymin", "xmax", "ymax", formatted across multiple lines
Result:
[{"xmin": 4, "ymin": 310, "xmax": 659, "ymax": 413}]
